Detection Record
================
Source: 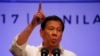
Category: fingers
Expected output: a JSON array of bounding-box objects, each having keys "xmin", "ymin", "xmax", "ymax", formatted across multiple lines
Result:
[
  {"xmin": 38, "ymin": 2, "xmax": 42, "ymax": 12},
  {"xmin": 37, "ymin": 2, "xmax": 45, "ymax": 19}
]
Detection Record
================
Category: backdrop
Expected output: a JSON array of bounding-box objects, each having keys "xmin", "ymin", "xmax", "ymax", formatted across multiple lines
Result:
[{"xmin": 0, "ymin": 2, "xmax": 100, "ymax": 56}]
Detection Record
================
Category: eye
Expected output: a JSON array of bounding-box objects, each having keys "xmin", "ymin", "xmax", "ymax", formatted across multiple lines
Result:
[
  {"xmin": 57, "ymin": 28, "xmax": 62, "ymax": 32},
  {"xmin": 48, "ymin": 26, "xmax": 54, "ymax": 30}
]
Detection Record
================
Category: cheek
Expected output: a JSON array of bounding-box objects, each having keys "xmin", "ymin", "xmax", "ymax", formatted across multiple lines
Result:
[
  {"xmin": 43, "ymin": 31, "xmax": 51, "ymax": 41},
  {"xmin": 45, "ymin": 30, "xmax": 52, "ymax": 37},
  {"xmin": 58, "ymin": 33, "xmax": 62, "ymax": 41}
]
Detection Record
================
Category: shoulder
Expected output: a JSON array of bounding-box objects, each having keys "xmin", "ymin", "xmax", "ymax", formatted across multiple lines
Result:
[{"xmin": 63, "ymin": 49, "xmax": 77, "ymax": 56}]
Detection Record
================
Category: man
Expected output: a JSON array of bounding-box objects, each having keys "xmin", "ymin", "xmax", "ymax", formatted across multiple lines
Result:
[{"xmin": 10, "ymin": 3, "xmax": 76, "ymax": 56}]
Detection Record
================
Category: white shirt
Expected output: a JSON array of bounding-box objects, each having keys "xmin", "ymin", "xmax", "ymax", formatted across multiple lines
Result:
[{"xmin": 10, "ymin": 35, "xmax": 76, "ymax": 56}]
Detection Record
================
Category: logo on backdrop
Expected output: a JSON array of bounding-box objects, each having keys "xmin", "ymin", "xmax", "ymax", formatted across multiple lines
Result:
[{"xmin": 0, "ymin": 13, "xmax": 100, "ymax": 25}]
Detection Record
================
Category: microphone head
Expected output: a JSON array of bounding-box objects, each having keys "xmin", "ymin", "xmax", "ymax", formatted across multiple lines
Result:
[
  {"xmin": 52, "ymin": 48, "xmax": 61, "ymax": 56},
  {"xmin": 41, "ymin": 47, "xmax": 49, "ymax": 56}
]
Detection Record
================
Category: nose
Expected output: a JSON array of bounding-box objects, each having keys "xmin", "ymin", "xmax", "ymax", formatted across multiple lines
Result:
[{"xmin": 52, "ymin": 30, "xmax": 57, "ymax": 37}]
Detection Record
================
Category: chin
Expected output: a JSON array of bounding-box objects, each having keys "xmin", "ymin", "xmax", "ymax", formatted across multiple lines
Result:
[{"xmin": 50, "ymin": 44, "xmax": 58, "ymax": 47}]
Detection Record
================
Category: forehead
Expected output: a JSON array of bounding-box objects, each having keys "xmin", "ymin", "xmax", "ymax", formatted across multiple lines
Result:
[{"xmin": 46, "ymin": 20, "xmax": 62, "ymax": 27}]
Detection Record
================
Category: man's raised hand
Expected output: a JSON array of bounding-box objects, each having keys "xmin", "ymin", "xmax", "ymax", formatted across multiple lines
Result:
[{"xmin": 31, "ymin": 2, "xmax": 45, "ymax": 26}]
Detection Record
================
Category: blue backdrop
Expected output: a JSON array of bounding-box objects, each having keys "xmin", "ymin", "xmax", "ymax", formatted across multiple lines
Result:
[{"xmin": 0, "ymin": 1, "xmax": 100, "ymax": 56}]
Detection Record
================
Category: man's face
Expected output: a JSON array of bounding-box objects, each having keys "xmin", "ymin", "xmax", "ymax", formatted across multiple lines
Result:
[{"xmin": 40, "ymin": 20, "xmax": 63, "ymax": 47}]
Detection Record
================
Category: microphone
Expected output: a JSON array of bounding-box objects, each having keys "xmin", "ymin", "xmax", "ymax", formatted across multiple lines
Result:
[
  {"xmin": 41, "ymin": 47, "xmax": 49, "ymax": 56},
  {"xmin": 52, "ymin": 48, "xmax": 61, "ymax": 56}
]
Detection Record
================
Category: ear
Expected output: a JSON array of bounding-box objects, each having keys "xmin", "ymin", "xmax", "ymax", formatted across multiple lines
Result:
[{"xmin": 40, "ymin": 29, "xmax": 44, "ymax": 39}]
